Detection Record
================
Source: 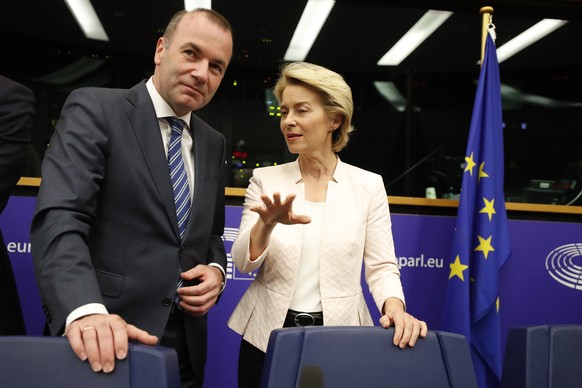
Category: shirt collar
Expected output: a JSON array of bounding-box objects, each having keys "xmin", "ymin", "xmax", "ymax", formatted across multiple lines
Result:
[{"xmin": 146, "ymin": 77, "xmax": 192, "ymax": 127}]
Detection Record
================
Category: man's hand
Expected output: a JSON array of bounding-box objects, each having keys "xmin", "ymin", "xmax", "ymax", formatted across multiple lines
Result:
[
  {"xmin": 177, "ymin": 264, "xmax": 223, "ymax": 316},
  {"xmin": 64, "ymin": 314, "xmax": 158, "ymax": 373}
]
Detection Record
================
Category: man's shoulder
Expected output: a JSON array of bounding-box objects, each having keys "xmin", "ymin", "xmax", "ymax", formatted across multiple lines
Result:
[
  {"xmin": 0, "ymin": 76, "xmax": 35, "ymax": 105},
  {"xmin": 68, "ymin": 81, "xmax": 145, "ymax": 103}
]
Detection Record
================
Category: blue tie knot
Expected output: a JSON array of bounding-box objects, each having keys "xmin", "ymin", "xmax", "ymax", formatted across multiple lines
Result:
[{"xmin": 167, "ymin": 117, "xmax": 186, "ymax": 135}]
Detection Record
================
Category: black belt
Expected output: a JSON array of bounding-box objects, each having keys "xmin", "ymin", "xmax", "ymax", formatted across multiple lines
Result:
[{"xmin": 284, "ymin": 309, "xmax": 324, "ymax": 327}]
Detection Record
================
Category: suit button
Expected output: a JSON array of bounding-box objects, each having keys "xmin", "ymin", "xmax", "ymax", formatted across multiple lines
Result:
[
  {"xmin": 162, "ymin": 298, "xmax": 172, "ymax": 307},
  {"xmin": 180, "ymin": 246, "xmax": 185, "ymax": 254}
]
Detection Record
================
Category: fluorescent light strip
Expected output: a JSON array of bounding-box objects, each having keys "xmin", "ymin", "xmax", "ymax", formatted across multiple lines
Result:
[
  {"xmin": 496, "ymin": 19, "xmax": 568, "ymax": 63},
  {"xmin": 284, "ymin": 0, "xmax": 335, "ymax": 61},
  {"xmin": 184, "ymin": 0, "xmax": 211, "ymax": 10},
  {"xmin": 64, "ymin": 0, "xmax": 109, "ymax": 41},
  {"xmin": 377, "ymin": 10, "xmax": 452, "ymax": 66},
  {"xmin": 373, "ymin": 81, "xmax": 407, "ymax": 111},
  {"xmin": 500, "ymin": 84, "xmax": 582, "ymax": 108}
]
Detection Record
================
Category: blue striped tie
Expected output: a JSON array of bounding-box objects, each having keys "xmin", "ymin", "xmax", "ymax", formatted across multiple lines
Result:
[
  {"xmin": 167, "ymin": 118, "xmax": 190, "ymax": 239},
  {"xmin": 167, "ymin": 118, "xmax": 190, "ymax": 307}
]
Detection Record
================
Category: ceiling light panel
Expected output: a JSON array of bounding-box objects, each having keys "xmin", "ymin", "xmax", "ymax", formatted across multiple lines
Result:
[
  {"xmin": 284, "ymin": 0, "xmax": 335, "ymax": 61},
  {"xmin": 496, "ymin": 19, "xmax": 568, "ymax": 63},
  {"xmin": 377, "ymin": 10, "xmax": 452, "ymax": 66},
  {"xmin": 63, "ymin": 0, "xmax": 109, "ymax": 41},
  {"xmin": 184, "ymin": 0, "xmax": 211, "ymax": 10}
]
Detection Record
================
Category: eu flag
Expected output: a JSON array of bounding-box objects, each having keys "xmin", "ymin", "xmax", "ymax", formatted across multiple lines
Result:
[{"xmin": 442, "ymin": 32, "xmax": 511, "ymax": 388}]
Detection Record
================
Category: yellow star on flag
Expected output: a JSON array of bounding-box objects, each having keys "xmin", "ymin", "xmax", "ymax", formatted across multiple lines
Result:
[
  {"xmin": 464, "ymin": 152, "xmax": 476, "ymax": 176},
  {"xmin": 478, "ymin": 162, "xmax": 489, "ymax": 183},
  {"xmin": 449, "ymin": 255, "xmax": 469, "ymax": 281},
  {"xmin": 480, "ymin": 198, "xmax": 496, "ymax": 221},
  {"xmin": 474, "ymin": 235, "xmax": 495, "ymax": 259}
]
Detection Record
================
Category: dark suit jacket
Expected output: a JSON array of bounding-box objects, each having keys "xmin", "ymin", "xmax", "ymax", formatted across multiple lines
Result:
[
  {"xmin": 0, "ymin": 75, "xmax": 35, "ymax": 335},
  {"xmin": 31, "ymin": 81, "xmax": 227, "ymax": 373}
]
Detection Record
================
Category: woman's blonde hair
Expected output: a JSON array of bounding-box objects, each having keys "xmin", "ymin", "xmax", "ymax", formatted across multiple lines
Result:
[{"xmin": 273, "ymin": 62, "xmax": 354, "ymax": 153}]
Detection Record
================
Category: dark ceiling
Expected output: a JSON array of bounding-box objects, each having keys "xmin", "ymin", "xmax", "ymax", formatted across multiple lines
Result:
[
  {"xmin": 2, "ymin": 0, "xmax": 580, "ymax": 194},
  {"xmin": 2, "ymin": 0, "xmax": 582, "ymax": 81}
]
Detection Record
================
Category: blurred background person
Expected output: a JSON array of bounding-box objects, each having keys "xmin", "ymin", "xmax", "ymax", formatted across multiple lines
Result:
[{"xmin": 0, "ymin": 75, "xmax": 35, "ymax": 335}]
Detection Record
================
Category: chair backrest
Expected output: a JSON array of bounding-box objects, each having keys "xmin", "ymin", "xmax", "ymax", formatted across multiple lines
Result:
[
  {"xmin": 260, "ymin": 326, "xmax": 478, "ymax": 388},
  {"xmin": 501, "ymin": 324, "xmax": 582, "ymax": 388},
  {"xmin": 0, "ymin": 336, "xmax": 181, "ymax": 388}
]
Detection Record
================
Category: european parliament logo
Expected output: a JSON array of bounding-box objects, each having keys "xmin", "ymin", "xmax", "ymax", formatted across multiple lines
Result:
[
  {"xmin": 546, "ymin": 243, "xmax": 582, "ymax": 291},
  {"xmin": 222, "ymin": 227, "xmax": 257, "ymax": 281}
]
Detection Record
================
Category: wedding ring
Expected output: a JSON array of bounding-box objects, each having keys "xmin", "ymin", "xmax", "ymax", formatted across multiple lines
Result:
[{"xmin": 82, "ymin": 326, "xmax": 95, "ymax": 332}]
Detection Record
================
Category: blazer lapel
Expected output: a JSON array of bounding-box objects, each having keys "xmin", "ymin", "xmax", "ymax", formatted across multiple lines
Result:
[
  {"xmin": 184, "ymin": 116, "xmax": 206, "ymax": 236},
  {"xmin": 126, "ymin": 82, "xmax": 180, "ymax": 239}
]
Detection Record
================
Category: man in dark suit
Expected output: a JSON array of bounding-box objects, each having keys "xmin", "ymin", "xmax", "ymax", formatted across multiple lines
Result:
[
  {"xmin": 0, "ymin": 75, "xmax": 35, "ymax": 335},
  {"xmin": 31, "ymin": 9, "xmax": 232, "ymax": 388}
]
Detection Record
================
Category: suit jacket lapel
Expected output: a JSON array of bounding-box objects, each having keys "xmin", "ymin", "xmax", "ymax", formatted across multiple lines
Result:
[
  {"xmin": 126, "ymin": 82, "xmax": 180, "ymax": 239},
  {"xmin": 185, "ymin": 116, "xmax": 207, "ymax": 235}
]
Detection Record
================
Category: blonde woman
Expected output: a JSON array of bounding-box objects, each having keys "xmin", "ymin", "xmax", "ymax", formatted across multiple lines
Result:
[{"xmin": 228, "ymin": 62, "xmax": 427, "ymax": 387}]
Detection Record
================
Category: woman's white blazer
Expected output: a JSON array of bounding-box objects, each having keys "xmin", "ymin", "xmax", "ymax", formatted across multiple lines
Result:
[{"xmin": 227, "ymin": 158, "xmax": 405, "ymax": 352}]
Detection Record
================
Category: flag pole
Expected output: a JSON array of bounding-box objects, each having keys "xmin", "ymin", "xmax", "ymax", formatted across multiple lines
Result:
[{"xmin": 480, "ymin": 6, "xmax": 494, "ymax": 65}]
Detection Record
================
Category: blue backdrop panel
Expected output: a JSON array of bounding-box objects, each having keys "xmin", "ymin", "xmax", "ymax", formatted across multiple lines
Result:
[{"xmin": 1, "ymin": 198, "xmax": 581, "ymax": 388}]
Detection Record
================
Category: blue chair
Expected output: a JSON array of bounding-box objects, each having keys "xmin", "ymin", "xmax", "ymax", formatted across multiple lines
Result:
[
  {"xmin": 501, "ymin": 324, "xmax": 582, "ymax": 388},
  {"xmin": 0, "ymin": 336, "xmax": 181, "ymax": 388},
  {"xmin": 260, "ymin": 326, "xmax": 478, "ymax": 388}
]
